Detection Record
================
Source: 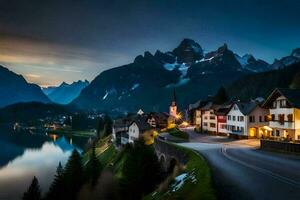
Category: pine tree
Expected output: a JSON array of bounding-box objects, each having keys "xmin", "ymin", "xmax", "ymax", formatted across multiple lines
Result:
[
  {"xmin": 121, "ymin": 140, "xmax": 162, "ymax": 199},
  {"xmin": 102, "ymin": 114, "xmax": 112, "ymax": 138},
  {"xmin": 22, "ymin": 176, "xmax": 41, "ymax": 200},
  {"xmin": 96, "ymin": 117, "xmax": 104, "ymax": 138},
  {"xmin": 63, "ymin": 149, "xmax": 84, "ymax": 200},
  {"xmin": 85, "ymin": 142, "xmax": 102, "ymax": 186},
  {"xmin": 45, "ymin": 162, "xmax": 65, "ymax": 200},
  {"xmin": 213, "ymin": 86, "xmax": 228, "ymax": 104}
]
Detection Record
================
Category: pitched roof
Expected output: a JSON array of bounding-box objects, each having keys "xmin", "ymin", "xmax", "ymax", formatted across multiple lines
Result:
[
  {"xmin": 263, "ymin": 88, "xmax": 300, "ymax": 109},
  {"xmin": 188, "ymin": 100, "xmax": 209, "ymax": 111},
  {"xmin": 215, "ymin": 104, "xmax": 232, "ymax": 116},
  {"xmin": 130, "ymin": 115, "xmax": 152, "ymax": 132},
  {"xmin": 234, "ymin": 101, "xmax": 258, "ymax": 115}
]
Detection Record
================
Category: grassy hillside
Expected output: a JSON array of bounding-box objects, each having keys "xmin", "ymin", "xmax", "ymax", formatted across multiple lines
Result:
[{"xmin": 144, "ymin": 143, "xmax": 216, "ymax": 200}]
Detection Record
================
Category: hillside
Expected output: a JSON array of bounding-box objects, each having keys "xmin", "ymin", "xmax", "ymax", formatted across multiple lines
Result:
[
  {"xmin": 0, "ymin": 102, "xmax": 74, "ymax": 123},
  {"xmin": 227, "ymin": 62, "xmax": 300, "ymax": 100},
  {"xmin": 0, "ymin": 65, "xmax": 50, "ymax": 108}
]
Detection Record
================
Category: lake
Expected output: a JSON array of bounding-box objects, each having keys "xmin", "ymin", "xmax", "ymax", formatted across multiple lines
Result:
[{"xmin": 0, "ymin": 130, "xmax": 89, "ymax": 200}]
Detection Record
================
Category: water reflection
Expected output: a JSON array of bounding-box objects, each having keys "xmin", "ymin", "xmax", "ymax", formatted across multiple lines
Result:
[{"xmin": 0, "ymin": 131, "xmax": 88, "ymax": 200}]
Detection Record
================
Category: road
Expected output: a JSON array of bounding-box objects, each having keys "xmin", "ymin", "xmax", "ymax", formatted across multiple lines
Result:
[{"xmin": 178, "ymin": 128, "xmax": 300, "ymax": 200}]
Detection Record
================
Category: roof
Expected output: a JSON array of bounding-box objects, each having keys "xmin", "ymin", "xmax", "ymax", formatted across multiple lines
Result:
[
  {"xmin": 130, "ymin": 115, "xmax": 153, "ymax": 132},
  {"xmin": 200, "ymin": 101, "xmax": 222, "ymax": 111},
  {"xmin": 188, "ymin": 100, "xmax": 209, "ymax": 111},
  {"xmin": 215, "ymin": 104, "xmax": 232, "ymax": 116},
  {"xmin": 233, "ymin": 101, "xmax": 258, "ymax": 115},
  {"xmin": 263, "ymin": 88, "xmax": 300, "ymax": 109}
]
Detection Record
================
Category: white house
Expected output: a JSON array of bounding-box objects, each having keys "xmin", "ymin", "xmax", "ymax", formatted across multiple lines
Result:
[
  {"xmin": 128, "ymin": 117, "xmax": 153, "ymax": 143},
  {"xmin": 262, "ymin": 88, "xmax": 300, "ymax": 141},
  {"xmin": 201, "ymin": 102, "xmax": 220, "ymax": 133},
  {"xmin": 226, "ymin": 101, "xmax": 270, "ymax": 138}
]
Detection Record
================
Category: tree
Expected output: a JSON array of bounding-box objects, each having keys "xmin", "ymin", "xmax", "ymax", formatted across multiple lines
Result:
[
  {"xmin": 102, "ymin": 114, "xmax": 113, "ymax": 138},
  {"xmin": 96, "ymin": 117, "xmax": 104, "ymax": 138},
  {"xmin": 63, "ymin": 149, "xmax": 84, "ymax": 200},
  {"xmin": 22, "ymin": 176, "xmax": 41, "ymax": 200},
  {"xmin": 120, "ymin": 140, "xmax": 162, "ymax": 199},
  {"xmin": 45, "ymin": 162, "xmax": 65, "ymax": 200},
  {"xmin": 85, "ymin": 142, "xmax": 102, "ymax": 186},
  {"xmin": 213, "ymin": 86, "xmax": 228, "ymax": 104}
]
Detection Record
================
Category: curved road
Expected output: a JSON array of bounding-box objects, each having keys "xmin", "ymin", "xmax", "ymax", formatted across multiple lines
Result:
[{"xmin": 178, "ymin": 128, "xmax": 300, "ymax": 200}]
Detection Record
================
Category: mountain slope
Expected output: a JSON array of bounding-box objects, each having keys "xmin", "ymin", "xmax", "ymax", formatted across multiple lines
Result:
[
  {"xmin": 72, "ymin": 39, "xmax": 298, "ymax": 115},
  {"xmin": 44, "ymin": 80, "xmax": 89, "ymax": 104},
  {"xmin": 227, "ymin": 62, "xmax": 300, "ymax": 100},
  {"xmin": 0, "ymin": 65, "xmax": 50, "ymax": 108}
]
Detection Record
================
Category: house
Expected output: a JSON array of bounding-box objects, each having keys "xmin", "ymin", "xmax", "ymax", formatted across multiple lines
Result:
[
  {"xmin": 128, "ymin": 116, "xmax": 153, "ymax": 143},
  {"xmin": 188, "ymin": 100, "xmax": 207, "ymax": 126},
  {"xmin": 146, "ymin": 112, "xmax": 169, "ymax": 129},
  {"xmin": 262, "ymin": 88, "xmax": 300, "ymax": 141},
  {"xmin": 112, "ymin": 111, "xmax": 155, "ymax": 146},
  {"xmin": 226, "ymin": 101, "xmax": 270, "ymax": 138},
  {"xmin": 215, "ymin": 105, "xmax": 232, "ymax": 135},
  {"xmin": 112, "ymin": 118, "xmax": 132, "ymax": 146},
  {"xmin": 201, "ymin": 102, "xmax": 220, "ymax": 133}
]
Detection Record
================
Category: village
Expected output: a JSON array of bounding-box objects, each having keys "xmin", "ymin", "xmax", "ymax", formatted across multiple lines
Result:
[{"xmin": 112, "ymin": 87, "xmax": 300, "ymax": 148}]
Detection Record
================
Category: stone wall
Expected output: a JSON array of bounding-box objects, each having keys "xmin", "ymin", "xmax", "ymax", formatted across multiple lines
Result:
[
  {"xmin": 260, "ymin": 139, "xmax": 300, "ymax": 154},
  {"xmin": 154, "ymin": 138, "xmax": 189, "ymax": 170}
]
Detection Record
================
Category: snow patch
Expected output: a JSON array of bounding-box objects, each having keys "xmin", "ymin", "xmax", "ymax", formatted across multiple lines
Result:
[
  {"xmin": 171, "ymin": 171, "xmax": 197, "ymax": 192},
  {"xmin": 102, "ymin": 91, "xmax": 108, "ymax": 100},
  {"xmin": 166, "ymin": 78, "xmax": 190, "ymax": 88},
  {"xmin": 131, "ymin": 83, "xmax": 140, "ymax": 90}
]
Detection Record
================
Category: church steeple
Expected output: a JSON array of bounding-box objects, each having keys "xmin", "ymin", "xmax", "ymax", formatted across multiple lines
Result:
[
  {"xmin": 169, "ymin": 89, "xmax": 177, "ymax": 118},
  {"xmin": 172, "ymin": 89, "xmax": 177, "ymax": 106}
]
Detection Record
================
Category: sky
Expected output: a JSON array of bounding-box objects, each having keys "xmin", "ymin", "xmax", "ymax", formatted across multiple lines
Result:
[{"xmin": 0, "ymin": 0, "xmax": 299, "ymax": 87}]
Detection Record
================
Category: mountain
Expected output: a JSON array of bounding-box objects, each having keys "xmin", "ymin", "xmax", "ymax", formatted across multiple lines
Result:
[
  {"xmin": 0, "ymin": 65, "xmax": 50, "ymax": 108},
  {"xmin": 227, "ymin": 61, "xmax": 300, "ymax": 100},
  {"xmin": 72, "ymin": 38, "xmax": 297, "ymax": 115},
  {"xmin": 43, "ymin": 80, "xmax": 89, "ymax": 104},
  {"xmin": 270, "ymin": 48, "xmax": 300, "ymax": 69},
  {"xmin": 234, "ymin": 54, "xmax": 270, "ymax": 72}
]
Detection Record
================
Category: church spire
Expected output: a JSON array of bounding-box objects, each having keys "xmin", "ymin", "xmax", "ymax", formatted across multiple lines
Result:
[{"xmin": 172, "ymin": 89, "xmax": 177, "ymax": 106}]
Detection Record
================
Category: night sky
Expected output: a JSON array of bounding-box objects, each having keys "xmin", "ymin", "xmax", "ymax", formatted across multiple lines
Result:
[{"xmin": 0, "ymin": 0, "xmax": 299, "ymax": 87}]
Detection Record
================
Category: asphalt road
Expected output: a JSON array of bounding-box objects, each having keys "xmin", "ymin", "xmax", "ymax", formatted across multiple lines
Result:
[{"xmin": 178, "ymin": 128, "xmax": 300, "ymax": 200}]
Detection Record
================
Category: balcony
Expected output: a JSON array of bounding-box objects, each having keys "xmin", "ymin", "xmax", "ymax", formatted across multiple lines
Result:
[{"xmin": 269, "ymin": 121, "xmax": 294, "ymax": 129}]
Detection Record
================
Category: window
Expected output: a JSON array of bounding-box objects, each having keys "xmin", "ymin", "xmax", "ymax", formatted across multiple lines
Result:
[
  {"xmin": 204, "ymin": 116, "xmax": 208, "ymax": 120},
  {"xmin": 272, "ymin": 101, "xmax": 277, "ymax": 108},
  {"xmin": 210, "ymin": 123, "xmax": 216, "ymax": 128},
  {"xmin": 287, "ymin": 114, "xmax": 293, "ymax": 122},
  {"xmin": 228, "ymin": 115, "xmax": 231, "ymax": 120},
  {"xmin": 238, "ymin": 116, "xmax": 244, "ymax": 122},
  {"xmin": 259, "ymin": 116, "xmax": 262, "ymax": 122},
  {"xmin": 280, "ymin": 100, "xmax": 287, "ymax": 108},
  {"xmin": 278, "ymin": 114, "xmax": 285, "ymax": 125},
  {"xmin": 271, "ymin": 114, "xmax": 275, "ymax": 121},
  {"xmin": 276, "ymin": 130, "xmax": 280, "ymax": 137},
  {"xmin": 210, "ymin": 116, "xmax": 216, "ymax": 120},
  {"xmin": 233, "ymin": 116, "xmax": 236, "ymax": 121},
  {"xmin": 203, "ymin": 122, "xmax": 208, "ymax": 126},
  {"xmin": 249, "ymin": 116, "xmax": 255, "ymax": 123}
]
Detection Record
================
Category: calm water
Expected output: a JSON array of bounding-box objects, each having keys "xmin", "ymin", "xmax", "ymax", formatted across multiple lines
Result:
[{"xmin": 0, "ymin": 130, "xmax": 89, "ymax": 200}]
